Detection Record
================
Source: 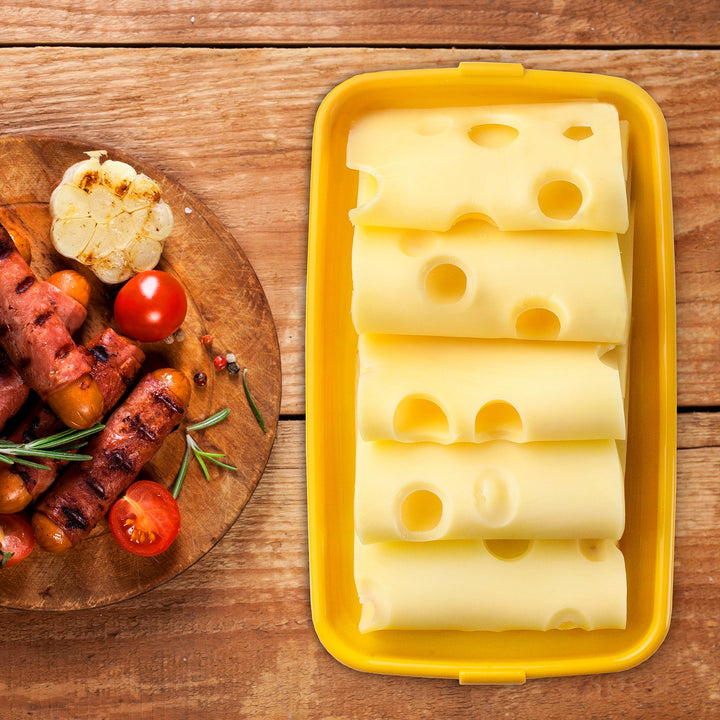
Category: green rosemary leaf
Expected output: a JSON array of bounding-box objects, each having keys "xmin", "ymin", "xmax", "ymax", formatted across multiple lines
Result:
[
  {"xmin": 25, "ymin": 424, "xmax": 104, "ymax": 449},
  {"xmin": 206, "ymin": 457, "xmax": 238, "ymax": 471},
  {"xmin": 8, "ymin": 457, "xmax": 52, "ymax": 471},
  {"xmin": 9, "ymin": 449, "xmax": 93, "ymax": 462},
  {"xmin": 187, "ymin": 408, "xmax": 231, "ymax": 433},
  {"xmin": 1, "ymin": 550, "xmax": 14, "ymax": 569},
  {"xmin": 192, "ymin": 445, "xmax": 211, "ymax": 483},
  {"xmin": 242, "ymin": 368, "xmax": 266, "ymax": 433},
  {"xmin": 171, "ymin": 442, "xmax": 192, "ymax": 500},
  {"xmin": 193, "ymin": 449, "xmax": 229, "ymax": 460}
]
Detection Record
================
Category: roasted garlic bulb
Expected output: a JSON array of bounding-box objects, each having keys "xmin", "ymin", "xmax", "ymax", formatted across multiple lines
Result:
[{"xmin": 50, "ymin": 151, "xmax": 173, "ymax": 284}]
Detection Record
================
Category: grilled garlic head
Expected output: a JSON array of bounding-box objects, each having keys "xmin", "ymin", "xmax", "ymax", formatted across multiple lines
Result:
[{"xmin": 50, "ymin": 151, "xmax": 173, "ymax": 284}]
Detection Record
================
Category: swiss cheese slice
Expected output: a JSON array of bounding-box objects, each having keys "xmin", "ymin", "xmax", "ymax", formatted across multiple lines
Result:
[
  {"xmin": 355, "ymin": 537, "xmax": 627, "ymax": 632},
  {"xmin": 355, "ymin": 439, "xmax": 625, "ymax": 543},
  {"xmin": 357, "ymin": 334, "xmax": 626, "ymax": 444},
  {"xmin": 347, "ymin": 102, "xmax": 629, "ymax": 233},
  {"xmin": 352, "ymin": 220, "xmax": 628, "ymax": 343}
]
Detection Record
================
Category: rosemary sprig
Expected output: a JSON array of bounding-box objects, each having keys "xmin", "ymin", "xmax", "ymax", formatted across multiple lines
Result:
[
  {"xmin": 171, "ymin": 409, "xmax": 237, "ymax": 499},
  {"xmin": 0, "ymin": 423, "xmax": 104, "ymax": 471},
  {"xmin": 242, "ymin": 368, "xmax": 266, "ymax": 433}
]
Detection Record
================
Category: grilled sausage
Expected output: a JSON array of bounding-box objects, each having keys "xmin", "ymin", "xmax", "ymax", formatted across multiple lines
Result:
[
  {"xmin": 0, "ymin": 329, "xmax": 146, "ymax": 514},
  {"xmin": 0, "ymin": 224, "xmax": 103, "ymax": 430},
  {"xmin": 32, "ymin": 368, "xmax": 191, "ymax": 552},
  {"xmin": 0, "ymin": 270, "xmax": 91, "ymax": 433}
]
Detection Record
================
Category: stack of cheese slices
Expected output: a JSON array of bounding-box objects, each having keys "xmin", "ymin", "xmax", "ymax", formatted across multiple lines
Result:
[{"xmin": 347, "ymin": 102, "xmax": 633, "ymax": 633}]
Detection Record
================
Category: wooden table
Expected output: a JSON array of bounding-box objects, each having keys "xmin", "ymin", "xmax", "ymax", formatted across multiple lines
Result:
[{"xmin": 1, "ymin": 3, "xmax": 719, "ymax": 718}]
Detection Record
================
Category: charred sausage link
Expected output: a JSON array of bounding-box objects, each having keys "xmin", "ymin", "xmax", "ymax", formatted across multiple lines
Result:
[
  {"xmin": 32, "ymin": 369, "xmax": 190, "ymax": 550},
  {"xmin": 0, "ymin": 224, "xmax": 102, "ymax": 429},
  {"xmin": 0, "ymin": 329, "xmax": 146, "ymax": 513}
]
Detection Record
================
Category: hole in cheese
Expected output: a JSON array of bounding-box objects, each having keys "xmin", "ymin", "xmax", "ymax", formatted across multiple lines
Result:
[
  {"xmin": 474, "ymin": 401, "xmax": 524, "ymax": 442},
  {"xmin": 563, "ymin": 125, "xmax": 594, "ymax": 141},
  {"xmin": 451, "ymin": 212, "xmax": 498, "ymax": 230},
  {"xmin": 483, "ymin": 538, "xmax": 532, "ymax": 561},
  {"xmin": 546, "ymin": 608, "xmax": 589, "ymax": 630},
  {"xmin": 398, "ymin": 229, "xmax": 438, "ymax": 257},
  {"xmin": 414, "ymin": 115, "xmax": 452, "ymax": 136},
  {"xmin": 537, "ymin": 180, "xmax": 583, "ymax": 220},
  {"xmin": 578, "ymin": 539, "xmax": 609, "ymax": 562},
  {"xmin": 467, "ymin": 123, "xmax": 519, "ymax": 148},
  {"xmin": 400, "ymin": 488, "xmax": 444, "ymax": 533},
  {"xmin": 473, "ymin": 470, "xmax": 518, "ymax": 527},
  {"xmin": 515, "ymin": 306, "xmax": 561, "ymax": 341},
  {"xmin": 393, "ymin": 395, "xmax": 450, "ymax": 442},
  {"xmin": 424, "ymin": 262, "xmax": 467, "ymax": 305}
]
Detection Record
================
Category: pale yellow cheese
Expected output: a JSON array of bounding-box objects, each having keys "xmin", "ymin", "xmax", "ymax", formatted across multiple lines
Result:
[
  {"xmin": 355, "ymin": 537, "xmax": 627, "ymax": 632},
  {"xmin": 357, "ymin": 334, "xmax": 626, "ymax": 444},
  {"xmin": 352, "ymin": 220, "xmax": 628, "ymax": 343},
  {"xmin": 347, "ymin": 102, "xmax": 629, "ymax": 233},
  {"xmin": 355, "ymin": 439, "xmax": 624, "ymax": 542}
]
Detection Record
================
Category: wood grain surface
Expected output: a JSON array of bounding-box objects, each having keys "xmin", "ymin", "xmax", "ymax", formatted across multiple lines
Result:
[
  {"xmin": 1, "ymin": 0, "xmax": 719, "ymax": 46},
  {"xmin": 0, "ymin": 26, "xmax": 717, "ymax": 720}
]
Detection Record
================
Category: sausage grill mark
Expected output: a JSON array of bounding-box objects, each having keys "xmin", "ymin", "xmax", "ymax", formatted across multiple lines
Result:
[
  {"xmin": 15, "ymin": 276, "xmax": 35, "ymax": 294},
  {"xmin": 127, "ymin": 412, "xmax": 158, "ymax": 443},
  {"xmin": 33, "ymin": 310, "xmax": 53, "ymax": 327},
  {"xmin": 153, "ymin": 390, "xmax": 184, "ymax": 416},
  {"xmin": 84, "ymin": 476, "xmax": 106, "ymax": 499},
  {"xmin": 61, "ymin": 505, "xmax": 89, "ymax": 531},
  {"xmin": 54, "ymin": 343, "xmax": 73, "ymax": 361},
  {"xmin": 89, "ymin": 345, "xmax": 110, "ymax": 364},
  {"xmin": 16, "ymin": 468, "xmax": 31, "ymax": 486},
  {"xmin": 106, "ymin": 448, "xmax": 135, "ymax": 474}
]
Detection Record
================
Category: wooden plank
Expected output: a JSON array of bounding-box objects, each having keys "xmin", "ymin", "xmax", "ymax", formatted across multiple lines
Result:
[
  {"xmin": 1, "ymin": 417, "xmax": 717, "ymax": 718},
  {"xmin": 2, "ymin": 1, "xmax": 720, "ymax": 47},
  {"xmin": 0, "ymin": 47, "xmax": 715, "ymax": 414}
]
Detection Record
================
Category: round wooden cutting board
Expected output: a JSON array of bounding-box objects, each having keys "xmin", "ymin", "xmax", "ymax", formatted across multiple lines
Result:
[{"xmin": 0, "ymin": 136, "xmax": 282, "ymax": 610}]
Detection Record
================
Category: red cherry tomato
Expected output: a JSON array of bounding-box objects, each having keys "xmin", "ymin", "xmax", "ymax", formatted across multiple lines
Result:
[
  {"xmin": 0, "ymin": 513, "xmax": 35, "ymax": 568},
  {"xmin": 114, "ymin": 270, "xmax": 187, "ymax": 342},
  {"xmin": 108, "ymin": 480, "xmax": 181, "ymax": 557}
]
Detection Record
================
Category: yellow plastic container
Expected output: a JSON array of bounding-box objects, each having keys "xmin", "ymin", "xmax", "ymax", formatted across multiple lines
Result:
[{"xmin": 305, "ymin": 62, "xmax": 676, "ymax": 683}]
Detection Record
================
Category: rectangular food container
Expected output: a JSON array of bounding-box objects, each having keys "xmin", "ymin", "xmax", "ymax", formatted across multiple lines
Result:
[{"xmin": 305, "ymin": 62, "xmax": 676, "ymax": 683}]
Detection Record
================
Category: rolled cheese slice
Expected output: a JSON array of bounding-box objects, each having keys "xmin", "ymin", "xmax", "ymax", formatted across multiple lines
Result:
[
  {"xmin": 357, "ymin": 334, "xmax": 626, "ymax": 444},
  {"xmin": 352, "ymin": 221, "xmax": 628, "ymax": 343},
  {"xmin": 347, "ymin": 102, "xmax": 629, "ymax": 233},
  {"xmin": 354, "ymin": 537, "xmax": 627, "ymax": 632},
  {"xmin": 355, "ymin": 439, "xmax": 625, "ymax": 543}
]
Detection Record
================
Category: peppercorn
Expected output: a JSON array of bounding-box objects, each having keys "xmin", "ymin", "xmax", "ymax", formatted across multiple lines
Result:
[
  {"xmin": 227, "ymin": 361, "xmax": 240, "ymax": 375},
  {"xmin": 213, "ymin": 355, "xmax": 227, "ymax": 371},
  {"xmin": 193, "ymin": 371, "xmax": 208, "ymax": 387},
  {"xmin": 201, "ymin": 334, "xmax": 214, "ymax": 347}
]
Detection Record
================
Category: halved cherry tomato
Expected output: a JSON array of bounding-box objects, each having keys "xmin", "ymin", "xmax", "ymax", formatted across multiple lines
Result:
[
  {"xmin": 0, "ymin": 513, "xmax": 35, "ymax": 568},
  {"xmin": 113, "ymin": 270, "xmax": 187, "ymax": 342},
  {"xmin": 108, "ymin": 480, "xmax": 181, "ymax": 557}
]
